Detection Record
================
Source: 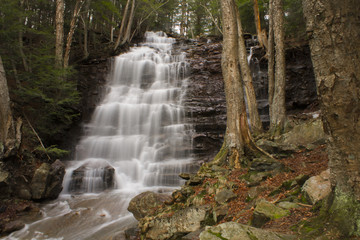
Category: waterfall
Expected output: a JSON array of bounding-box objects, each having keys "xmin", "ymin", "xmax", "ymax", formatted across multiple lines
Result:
[
  {"xmin": 7, "ymin": 31, "xmax": 195, "ymax": 240},
  {"xmin": 63, "ymin": 31, "xmax": 193, "ymax": 194}
]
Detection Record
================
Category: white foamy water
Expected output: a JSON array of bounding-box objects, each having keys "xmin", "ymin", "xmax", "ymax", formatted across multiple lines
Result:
[{"xmin": 5, "ymin": 31, "xmax": 195, "ymax": 240}]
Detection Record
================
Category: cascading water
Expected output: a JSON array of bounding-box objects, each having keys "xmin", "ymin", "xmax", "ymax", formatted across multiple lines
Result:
[{"xmin": 6, "ymin": 31, "xmax": 194, "ymax": 240}]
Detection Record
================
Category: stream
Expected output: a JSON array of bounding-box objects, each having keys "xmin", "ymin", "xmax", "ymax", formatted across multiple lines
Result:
[{"xmin": 5, "ymin": 31, "xmax": 194, "ymax": 240}]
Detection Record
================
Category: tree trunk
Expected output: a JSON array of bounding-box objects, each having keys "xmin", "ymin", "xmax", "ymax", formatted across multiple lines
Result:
[
  {"xmin": 81, "ymin": 0, "xmax": 91, "ymax": 59},
  {"xmin": 55, "ymin": 0, "xmax": 64, "ymax": 68},
  {"xmin": 253, "ymin": 0, "xmax": 264, "ymax": 48},
  {"xmin": 120, "ymin": 0, "xmax": 135, "ymax": 45},
  {"xmin": 114, "ymin": 0, "xmax": 131, "ymax": 50},
  {"xmin": 269, "ymin": 0, "xmax": 286, "ymax": 135},
  {"xmin": 18, "ymin": 0, "xmax": 29, "ymax": 72},
  {"xmin": 302, "ymin": 0, "xmax": 360, "ymax": 236},
  {"xmin": 180, "ymin": 0, "xmax": 186, "ymax": 36},
  {"xmin": 267, "ymin": 0, "xmax": 275, "ymax": 123},
  {"xmin": 0, "ymin": 56, "xmax": 21, "ymax": 159},
  {"xmin": 215, "ymin": 0, "xmax": 262, "ymax": 168},
  {"xmin": 64, "ymin": 0, "xmax": 84, "ymax": 68},
  {"xmin": 235, "ymin": 7, "xmax": 262, "ymax": 134},
  {"xmin": 0, "ymin": 56, "xmax": 12, "ymax": 145}
]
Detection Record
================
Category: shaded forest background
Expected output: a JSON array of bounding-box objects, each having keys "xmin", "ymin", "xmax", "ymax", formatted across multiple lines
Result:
[{"xmin": 0, "ymin": 0, "xmax": 306, "ymax": 159}]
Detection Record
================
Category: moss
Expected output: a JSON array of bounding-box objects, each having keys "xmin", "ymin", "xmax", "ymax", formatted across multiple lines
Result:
[
  {"xmin": 211, "ymin": 142, "xmax": 229, "ymax": 166},
  {"xmin": 207, "ymin": 230, "xmax": 229, "ymax": 240},
  {"xmin": 246, "ymin": 230, "xmax": 259, "ymax": 240},
  {"xmin": 328, "ymin": 189, "xmax": 360, "ymax": 237}
]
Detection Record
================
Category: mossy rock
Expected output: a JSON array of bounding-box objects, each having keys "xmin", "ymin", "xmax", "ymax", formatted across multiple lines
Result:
[{"xmin": 251, "ymin": 199, "xmax": 290, "ymax": 228}]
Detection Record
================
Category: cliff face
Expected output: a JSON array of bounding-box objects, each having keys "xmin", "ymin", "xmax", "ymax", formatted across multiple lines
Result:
[{"xmin": 184, "ymin": 40, "xmax": 226, "ymax": 163}]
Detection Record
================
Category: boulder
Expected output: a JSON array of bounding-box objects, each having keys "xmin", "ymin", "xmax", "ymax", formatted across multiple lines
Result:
[
  {"xmin": 277, "ymin": 119, "xmax": 326, "ymax": 147},
  {"xmin": 215, "ymin": 189, "xmax": 236, "ymax": 204},
  {"xmin": 142, "ymin": 205, "xmax": 210, "ymax": 240},
  {"xmin": 128, "ymin": 191, "xmax": 171, "ymax": 220},
  {"xmin": 30, "ymin": 163, "xmax": 51, "ymax": 200},
  {"xmin": 199, "ymin": 222, "xmax": 295, "ymax": 240},
  {"xmin": 302, "ymin": 169, "xmax": 331, "ymax": 205},
  {"xmin": 30, "ymin": 160, "xmax": 66, "ymax": 200},
  {"xmin": 251, "ymin": 199, "xmax": 290, "ymax": 228},
  {"xmin": 68, "ymin": 162, "xmax": 115, "ymax": 193},
  {"xmin": 46, "ymin": 160, "xmax": 66, "ymax": 199}
]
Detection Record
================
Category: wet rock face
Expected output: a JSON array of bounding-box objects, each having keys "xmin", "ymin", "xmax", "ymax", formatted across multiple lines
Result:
[
  {"xmin": 285, "ymin": 46, "xmax": 317, "ymax": 110},
  {"xmin": 68, "ymin": 163, "xmax": 115, "ymax": 193},
  {"xmin": 185, "ymin": 40, "xmax": 226, "ymax": 163}
]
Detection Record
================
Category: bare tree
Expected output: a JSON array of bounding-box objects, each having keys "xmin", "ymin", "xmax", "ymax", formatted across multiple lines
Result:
[
  {"xmin": 235, "ymin": 7, "xmax": 263, "ymax": 134},
  {"xmin": 269, "ymin": 0, "xmax": 286, "ymax": 136},
  {"xmin": 63, "ymin": 0, "xmax": 85, "ymax": 68},
  {"xmin": 114, "ymin": 0, "xmax": 132, "ymax": 50},
  {"xmin": 55, "ymin": 0, "xmax": 64, "ymax": 68},
  {"xmin": 214, "ymin": 0, "xmax": 270, "ymax": 168}
]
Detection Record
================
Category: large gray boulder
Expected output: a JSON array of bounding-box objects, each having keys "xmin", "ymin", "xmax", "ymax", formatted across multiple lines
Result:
[
  {"xmin": 141, "ymin": 205, "xmax": 210, "ymax": 240},
  {"xmin": 128, "ymin": 191, "xmax": 171, "ymax": 220},
  {"xmin": 302, "ymin": 169, "xmax": 331, "ymax": 204},
  {"xmin": 200, "ymin": 222, "xmax": 295, "ymax": 240}
]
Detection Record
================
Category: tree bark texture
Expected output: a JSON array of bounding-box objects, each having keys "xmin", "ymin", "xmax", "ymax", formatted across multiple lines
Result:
[
  {"xmin": 235, "ymin": 7, "xmax": 263, "ymax": 134},
  {"xmin": 64, "ymin": 0, "xmax": 84, "ymax": 68},
  {"xmin": 55, "ymin": 0, "xmax": 64, "ymax": 68},
  {"xmin": 270, "ymin": 0, "xmax": 286, "ymax": 135},
  {"xmin": 267, "ymin": 0, "xmax": 275, "ymax": 122},
  {"xmin": 0, "ymin": 56, "xmax": 12, "ymax": 144},
  {"xmin": 303, "ymin": 0, "xmax": 360, "ymax": 236}
]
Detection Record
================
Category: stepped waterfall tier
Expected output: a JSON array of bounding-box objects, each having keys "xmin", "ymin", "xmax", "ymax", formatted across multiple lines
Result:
[
  {"xmin": 64, "ymin": 31, "xmax": 193, "ymax": 193},
  {"xmin": 7, "ymin": 32, "xmax": 195, "ymax": 240}
]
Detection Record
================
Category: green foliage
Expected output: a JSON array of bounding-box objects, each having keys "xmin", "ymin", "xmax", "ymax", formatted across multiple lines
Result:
[
  {"xmin": 35, "ymin": 145, "xmax": 70, "ymax": 159},
  {"xmin": 283, "ymin": 0, "xmax": 306, "ymax": 40},
  {"xmin": 92, "ymin": 0, "xmax": 121, "ymax": 25},
  {"xmin": 15, "ymin": 58, "xmax": 80, "ymax": 144},
  {"xmin": 1, "ymin": 0, "xmax": 80, "ymax": 147}
]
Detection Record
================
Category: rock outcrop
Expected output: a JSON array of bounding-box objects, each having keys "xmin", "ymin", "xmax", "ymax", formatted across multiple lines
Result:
[
  {"xmin": 200, "ymin": 222, "xmax": 295, "ymax": 240},
  {"xmin": 140, "ymin": 205, "xmax": 210, "ymax": 240}
]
